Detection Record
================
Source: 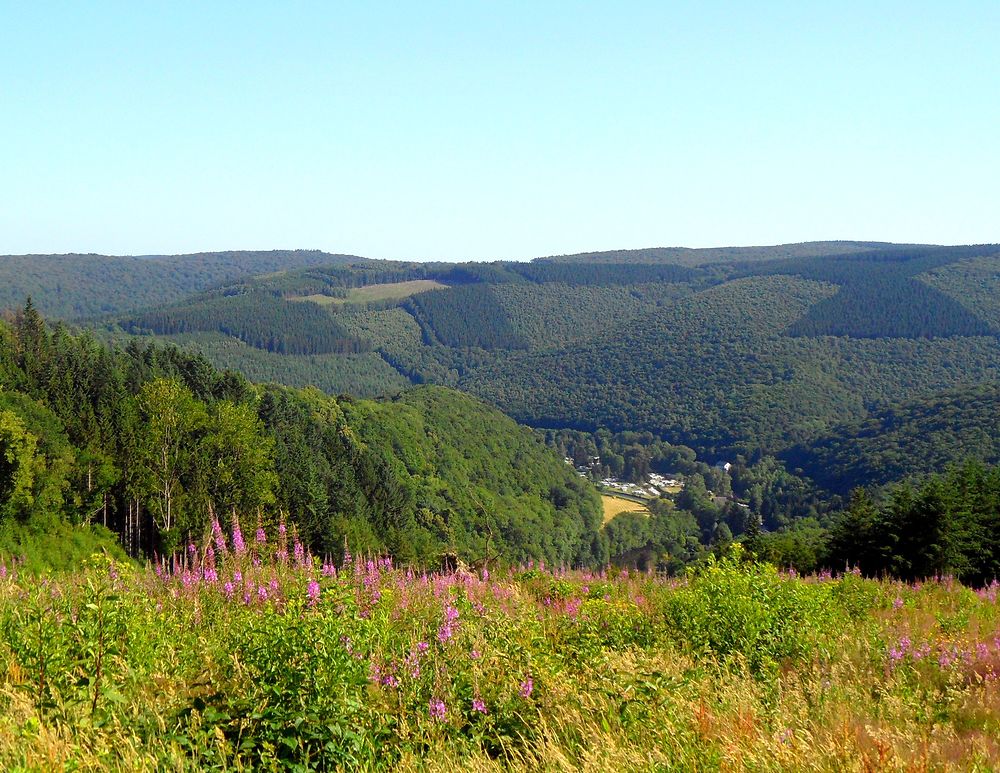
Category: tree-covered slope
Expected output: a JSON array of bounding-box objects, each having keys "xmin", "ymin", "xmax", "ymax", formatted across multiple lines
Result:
[
  {"xmin": 36, "ymin": 241, "xmax": 996, "ymax": 472},
  {"xmin": 534, "ymin": 240, "xmax": 914, "ymax": 266},
  {"xmin": 0, "ymin": 308, "xmax": 604, "ymax": 567},
  {"xmin": 0, "ymin": 250, "xmax": 364, "ymax": 318},
  {"xmin": 784, "ymin": 382, "xmax": 1000, "ymax": 494}
]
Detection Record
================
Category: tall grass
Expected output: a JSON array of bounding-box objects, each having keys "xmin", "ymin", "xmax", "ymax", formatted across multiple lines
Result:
[{"xmin": 0, "ymin": 530, "xmax": 998, "ymax": 770}]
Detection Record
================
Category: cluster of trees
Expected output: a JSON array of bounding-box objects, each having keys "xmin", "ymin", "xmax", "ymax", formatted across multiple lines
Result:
[
  {"xmin": 824, "ymin": 461, "xmax": 1000, "ymax": 585},
  {"xmin": 406, "ymin": 286, "xmax": 529, "ymax": 350},
  {"xmin": 787, "ymin": 278, "xmax": 995, "ymax": 339},
  {"xmin": 0, "ymin": 303, "xmax": 604, "ymax": 567},
  {"xmin": 732, "ymin": 244, "xmax": 1000, "ymax": 339},
  {"xmin": 124, "ymin": 293, "xmax": 370, "ymax": 355}
]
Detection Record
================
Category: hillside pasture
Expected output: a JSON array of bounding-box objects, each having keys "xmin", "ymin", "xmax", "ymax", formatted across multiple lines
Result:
[
  {"xmin": 291, "ymin": 280, "xmax": 450, "ymax": 306},
  {"xmin": 602, "ymin": 494, "xmax": 650, "ymax": 524}
]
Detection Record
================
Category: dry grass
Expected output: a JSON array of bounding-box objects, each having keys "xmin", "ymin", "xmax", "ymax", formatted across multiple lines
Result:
[
  {"xmin": 601, "ymin": 494, "xmax": 649, "ymax": 524},
  {"xmin": 290, "ymin": 280, "xmax": 449, "ymax": 306}
]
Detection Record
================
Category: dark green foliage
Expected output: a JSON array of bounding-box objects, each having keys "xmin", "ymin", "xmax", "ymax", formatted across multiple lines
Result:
[
  {"xmin": 787, "ymin": 278, "xmax": 996, "ymax": 339},
  {"xmin": 407, "ymin": 286, "xmax": 528, "ymax": 350},
  {"xmin": 123, "ymin": 292, "xmax": 369, "ymax": 355},
  {"xmin": 536, "ymin": 240, "xmax": 899, "ymax": 267},
  {"xmin": 510, "ymin": 262, "xmax": 697, "ymax": 285},
  {"xmin": 785, "ymin": 383, "xmax": 1000, "ymax": 494},
  {"xmin": 827, "ymin": 462, "xmax": 1000, "ymax": 584}
]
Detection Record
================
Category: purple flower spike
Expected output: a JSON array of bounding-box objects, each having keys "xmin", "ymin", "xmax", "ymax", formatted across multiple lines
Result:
[
  {"xmin": 232, "ymin": 517, "xmax": 246, "ymax": 556},
  {"xmin": 428, "ymin": 698, "xmax": 447, "ymax": 720},
  {"xmin": 519, "ymin": 677, "xmax": 534, "ymax": 699}
]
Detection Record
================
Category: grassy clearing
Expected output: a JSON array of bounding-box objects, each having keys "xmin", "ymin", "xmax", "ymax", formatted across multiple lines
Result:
[
  {"xmin": 291, "ymin": 280, "xmax": 450, "ymax": 306},
  {"xmin": 601, "ymin": 494, "xmax": 649, "ymax": 525},
  {"xmin": 1, "ymin": 534, "xmax": 999, "ymax": 771}
]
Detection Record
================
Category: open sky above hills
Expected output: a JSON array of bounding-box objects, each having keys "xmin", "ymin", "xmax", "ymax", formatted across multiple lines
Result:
[{"xmin": 2, "ymin": 3, "xmax": 998, "ymax": 260}]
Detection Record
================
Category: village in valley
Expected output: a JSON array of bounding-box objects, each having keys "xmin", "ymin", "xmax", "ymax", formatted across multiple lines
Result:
[{"xmin": 565, "ymin": 455, "xmax": 686, "ymax": 500}]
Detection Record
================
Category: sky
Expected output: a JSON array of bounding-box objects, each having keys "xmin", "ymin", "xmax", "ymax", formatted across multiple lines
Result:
[{"xmin": 1, "ymin": 1, "xmax": 998, "ymax": 261}]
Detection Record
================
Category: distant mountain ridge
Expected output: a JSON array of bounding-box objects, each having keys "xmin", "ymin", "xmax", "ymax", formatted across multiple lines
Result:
[
  {"xmin": 8, "ymin": 239, "xmax": 1000, "ymax": 498},
  {"xmin": 0, "ymin": 249, "xmax": 366, "ymax": 319},
  {"xmin": 533, "ymin": 240, "xmax": 930, "ymax": 266}
]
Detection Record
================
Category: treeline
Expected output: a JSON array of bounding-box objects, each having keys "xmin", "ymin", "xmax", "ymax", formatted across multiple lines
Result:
[
  {"xmin": 511, "ymin": 262, "xmax": 697, "ymax": 285},
  {"xmin": 123, "ymin": 293, "xmax": 369, "ymax": 355},
  {"xmin": 823, "ymin": 462, "xmax": 1000, "ymax": 585},
  {"xmin": 0, "ymin": 303, "xmax": 605, "ymax": 567},
  {"xmin": 738, "ymin": 244, "xmax": 1000, "ymax": 339}
]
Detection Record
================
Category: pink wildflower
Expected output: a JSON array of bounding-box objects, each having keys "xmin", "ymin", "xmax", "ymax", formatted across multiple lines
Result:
[
  {"xmin": 519, "ymin": 677, "xmax": 534, "ymax": 698},
  {"xmin": 212, "ymin": 519, "xmax": 227, "ymax": 554},
  {"xmin": 307, "ymin": 578, "xmax": 321, "ymax": 606},
  {"xmin": 472, "ymin": 697, "xmax": 487, "ymax": 713},
  {"xmin": 232, "ymin": 517, "xmax": 246, "ymax": 556},
  {"xmin": 428, "ymin": 698, "xmax": 447, "ymax": 720}
]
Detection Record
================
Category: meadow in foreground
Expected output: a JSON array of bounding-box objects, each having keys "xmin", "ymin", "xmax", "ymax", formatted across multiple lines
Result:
[{"xmin": 1, "ymin": 522, "xmax": 999, "ymax": 772}]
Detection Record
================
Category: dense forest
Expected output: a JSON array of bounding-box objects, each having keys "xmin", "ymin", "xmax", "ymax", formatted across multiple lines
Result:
[
  {"xmin": 783, "ymin": 382, "xmax": 1000, "ymax": 493},
  {"xmin": 0, "ymin": 304, "xmax": 604, "ymax": 568},
  {"xmin": 79, "ymin": 244, "xmax": 1000, "ymax": 459},
  {"xmin": 122, "ymin": 292, "xmax": 370, "ymax": 355}
]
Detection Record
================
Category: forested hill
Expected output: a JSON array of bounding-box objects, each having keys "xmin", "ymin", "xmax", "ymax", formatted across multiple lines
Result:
[
  {"xmin": 0, "ymin": 250, "xmax": 365, "ymax": 318},
  {"xmin": 784, "ymin": 382, "xmax": 1000, "ymax": 494},
  {"xmin": 533, "ymin": 240, "xmax": 921, "ymax": 266},
  {"xmin": 0, "ymin": 307, "xmax": 603, "ymax": 568},
  {"xmin": 77, "ymin": 242, "xmax": 1000, "ymax": 473}
]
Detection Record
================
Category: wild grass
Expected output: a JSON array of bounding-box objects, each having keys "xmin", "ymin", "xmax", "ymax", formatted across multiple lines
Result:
[{"xmin": 0, "ymin": 529, "xmax": 998, "ymax": 771}]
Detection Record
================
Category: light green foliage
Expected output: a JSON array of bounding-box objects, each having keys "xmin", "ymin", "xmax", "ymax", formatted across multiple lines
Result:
[
  {"xmin": 201, "ymin": 400, "xmax": 278, "ymax": 516},
  {"xmin": 0, "ymin": 409, "xmax": 38, "ymax": 520},
  {"xmin": 662, "ymin": 548, "xmax": 841, "ymax": 674},
  {"xmin": 134, "ymin": 378, "xmax": 208, "ymax": 541}
]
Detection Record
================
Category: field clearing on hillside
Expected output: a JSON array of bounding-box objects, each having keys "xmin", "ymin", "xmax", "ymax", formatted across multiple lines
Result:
[
  {"xmin": 292, "ymin": 280, "xmax": 449, "ymax": 306},
  {"xmin": 602, "ymin": 494, "xmax": 650, "ymax": 524}
]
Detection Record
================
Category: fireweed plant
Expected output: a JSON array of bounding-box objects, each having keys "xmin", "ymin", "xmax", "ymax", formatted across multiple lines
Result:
[{"xmin": 0, "ymin": 531, "xmax": 999, "ymax": 771}]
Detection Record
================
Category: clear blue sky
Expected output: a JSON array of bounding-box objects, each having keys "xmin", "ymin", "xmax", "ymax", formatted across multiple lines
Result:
[{"xmin": 2, "ymin": 2, "xmax": 998, "ymax": 260}]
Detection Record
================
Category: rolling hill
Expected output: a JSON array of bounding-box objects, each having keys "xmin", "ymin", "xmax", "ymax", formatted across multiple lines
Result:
[
  {"xmin": 10, "ymin": 240, "xmax": 1000, "ymax": 495},
  {"xmin": 0, "ymin": 249, "xmax": 366, "ymax": 318}
]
